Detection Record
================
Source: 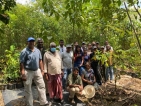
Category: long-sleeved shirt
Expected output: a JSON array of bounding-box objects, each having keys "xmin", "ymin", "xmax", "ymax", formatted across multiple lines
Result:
[{"xmin": 43, "ymin": 51, "xmax": 63, "ymax": 75}]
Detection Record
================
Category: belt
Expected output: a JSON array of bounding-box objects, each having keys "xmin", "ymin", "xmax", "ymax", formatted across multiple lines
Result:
[{"xmin": 25, "ymin": 68, "xmax": 38, "ymax": 71}]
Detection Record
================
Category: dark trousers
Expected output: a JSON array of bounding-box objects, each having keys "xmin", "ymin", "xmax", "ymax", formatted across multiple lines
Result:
[
  {"xmin": 101, "ymin": 65, "xmax": 106, "ymax": 82},
  {"xmin": 91, "ymin": 62, "xmax": 101, "ymax": 84}
]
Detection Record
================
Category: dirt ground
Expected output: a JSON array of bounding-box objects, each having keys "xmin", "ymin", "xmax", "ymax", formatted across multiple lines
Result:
[
  {"xmin": 1, "ymin": 75, "xmax": 141, "ymax": 106},
  {"xmin": 78, "ymin": 75, "xmax": 141, "ymax": 106}
]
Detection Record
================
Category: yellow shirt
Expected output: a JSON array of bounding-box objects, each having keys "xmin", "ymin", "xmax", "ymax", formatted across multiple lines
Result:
[{"xmin": 107, "ymin": 50, "xmax": 113, "ymax": 66}]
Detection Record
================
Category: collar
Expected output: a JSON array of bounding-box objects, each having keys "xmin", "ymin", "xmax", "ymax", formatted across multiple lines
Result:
[
  {"xmin": 27, "ymin": 47, "xmax": 36, "ymax": 52},
  {"xmin": 72, "ymin": 74, "xmax": 79, "ymax": 79},
  {"xmin": 58, "ymin": 45, "xmax": 65, "ymax": 48},
  {"xmin": 48, "ymin": 50, "xmax": 57, "ymax": 56}
]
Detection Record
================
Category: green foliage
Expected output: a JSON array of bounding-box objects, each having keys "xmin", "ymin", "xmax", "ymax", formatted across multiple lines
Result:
[
  {"xmin": 0, "ymin": 0, "xmax": 141, "ymax": 81},
  {"xmin": 0, "ymin": 0, "xmax": 16, "ymax": 13},
  {"xmin": 2, "ymin": 45, "xmax": 20, "ymax": 82},
  {"xmin": 0, "ymin": 0, "xmax": 16, "ymax": 24}
]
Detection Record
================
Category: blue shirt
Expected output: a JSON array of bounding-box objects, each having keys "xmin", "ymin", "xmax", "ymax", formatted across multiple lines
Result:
[
  {"xmin": 20, "ymin": 47, "xmax": 42, "ymax": 71},
  {"xmin": 84, "ymin": 55, "xmax": 89, "ymax": 63}
]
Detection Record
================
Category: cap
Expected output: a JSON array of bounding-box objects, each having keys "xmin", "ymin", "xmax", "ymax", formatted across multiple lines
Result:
[
  {"xmin": 27, "ymin": 37, "xmax": 35, "ymax": 42},
  {"xmin": 101, "ymin": 46, "xmax": 104, "ymax": 49},
  {"xmin": 82, "ymin": 42, "xmax": 86, "ymax": 45},
  {"xmin": 66, "ymin": 44, "xmax": 72, "ymax": 48},
  {"xmin": 92, "ymin": 46, "xmax": 97, "ymax": 49}
]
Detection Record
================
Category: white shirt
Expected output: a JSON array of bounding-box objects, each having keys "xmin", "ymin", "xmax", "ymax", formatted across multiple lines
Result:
[
  {"xmin": 57, "ymin": 45, "xmax": 66, "ymax": 54},
  {"xmin": 61, "ymin": 51, "xmax": 73, "ymax": 69},
  {"xmin": 104, "ymin": 46, "xmax": 113, "ymax": 52}
]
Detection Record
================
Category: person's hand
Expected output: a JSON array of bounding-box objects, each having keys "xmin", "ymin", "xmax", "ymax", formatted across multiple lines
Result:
[
  {"xmin": 44, "ymin": 73, "xmax": 48, "ymax": 80},
  {"xmin": 21, "ymin": 74, "xmax": 26, "ymax": 81},
  {"xmin": 87, "ymin": 81, "xmax": 94, "ymax": 85},
  {"xmin": 73, "ymin": 84, "xmax": 77, "ymax": 87},
  {"xmin": 41, "ymin": 71, "xmax": 44, "ymax": 76},
  {"xmin": 78, "ymin": 85, "xmax": 83, "ymax": 91}
]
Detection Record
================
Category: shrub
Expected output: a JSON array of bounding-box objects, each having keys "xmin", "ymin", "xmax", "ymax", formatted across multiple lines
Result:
[{"xmin": 2, "ymin": 45, "xmax": 20, "ymax": 83}]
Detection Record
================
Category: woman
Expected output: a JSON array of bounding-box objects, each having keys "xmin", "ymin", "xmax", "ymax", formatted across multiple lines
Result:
[
  {"xmin": 87, "ymin": 43, "xmax": 92, "ymax": 55},
  {"xmin": 83, "ymin": 47, "xmax": 90, "ymax": 65},
  {"xmin": 74, "ymin": 45, "xmax": 84, "ymax": 75},
  {"xmin": 81, "ymin": 62, "xmax": 95, "ymax": 87}
]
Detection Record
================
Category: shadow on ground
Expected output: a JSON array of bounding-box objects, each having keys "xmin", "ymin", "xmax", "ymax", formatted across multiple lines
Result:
[{"xmin": 3, "ymin": 87, "xmax": 86, "ymax": 106}]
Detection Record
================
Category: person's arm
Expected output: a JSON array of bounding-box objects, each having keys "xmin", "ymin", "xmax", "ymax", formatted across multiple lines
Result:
[
  {"xmin": 69, "ymin": 84, "xmax": 79, "ymax": 88},
  {"xmin": 43, "ymin": 52, "xmax": 49, "ymax": 80},
  {"xmin": 39, "ymin": 59, "xmax": 44, "ymax": 75},
  {"xmin": 59, "ymin": 52, "xmax": 64, "ymax": 76},
  {"xmin": 80, "ymin": 56, "xmax": 84, "ymax": 66},
  {"xmin": 69, "ymin": 76, "xmax": 83, "ymax": 90},
  {"xmin": 43, "ymin": 52, "xmax": 48, "ymax": 73},
  {"xmin": 78, "ymin": 85, "xmax": 83, "ymax": 91},
  {"xmin": 81, "ymin": 74, "xmax": 89, "ymax": 83},
  {"xmin": 78, "ymin": 77, "xmax": 83, "ymax": 91},
  {"xmin": 20, "ymin": 63, "xmax": 26, "ymax": 81},
  {"xmin": 93, "ymin": 75, "xmax": 96, "ymax": 83},
  {"xmin": 19, "ymin": 51, "xmax": 26, "ymax": 81},
  {"xmin": 67, "ymin": 74, "xmax": 78, "ymax": 87},
  {"xmin": 72, "ymin": 52, "xmax": 74, "ymax": 66},
  {"xmin": 73, "ymin": 53, "xmax": 76, "ymax": 62},
  {"xmin": 69, "ymin": 83, "xmax": 83, "ymax": 91},
  {"xmin": 39, "ymin": 51, "xmax": 44, "ymax": 76}
]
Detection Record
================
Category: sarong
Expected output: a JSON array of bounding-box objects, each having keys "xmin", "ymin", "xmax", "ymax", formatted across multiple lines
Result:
[{"xmin": 47, "ymin": 74, "xmax": 63, "ymax": 99}]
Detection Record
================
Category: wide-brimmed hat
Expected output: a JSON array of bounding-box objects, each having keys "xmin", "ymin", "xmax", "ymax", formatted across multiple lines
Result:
[{"xmin": 82, "ymin": 85, "xmax": 95, "ymax": 98}]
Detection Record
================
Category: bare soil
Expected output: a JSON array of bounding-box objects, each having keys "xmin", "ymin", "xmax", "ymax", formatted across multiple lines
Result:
[
  {"xmin": 79, "ymin": 75, "xmax": 141, "ymax": 106},
  {"xmin": 0, "ymin": 75, "xmax": 141, "ymax": 106}
]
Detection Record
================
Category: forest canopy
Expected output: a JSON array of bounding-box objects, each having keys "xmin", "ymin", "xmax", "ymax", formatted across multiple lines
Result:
[{"xmin": 0, "ymin": 0, "xmax": 141, "ymax": 76}]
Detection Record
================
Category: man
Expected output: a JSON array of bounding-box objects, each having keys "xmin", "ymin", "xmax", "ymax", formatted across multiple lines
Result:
[
  {"xmin": 36, "ymin": 38, "xmax": 46, "ymax": 60},
  {"xmin": 105, "ymin": 45, "xmax": 114, "ymax": 82},
  {"xmin": 92, "ymin": 41, "xmax": 96, "ymax": 46},
  {"xmin": 81, "ymin": 42, "xmax": 86, "ymax": 52},
  {"xmin": 43, "ymin": 42, "xmax": 63, "ymax": 105},
  {"xmin": 20, "ymin": 37, "xmax": 48, "ymax": 106},
  {"xmin": 57, "ymin": 40, "xmax": 66, "ymax": 54},
  {"xmin": 61, "ymin": 44, "xmax": 73, "ymax": 89},
  {"xmin": 104, "ymin": 41, "xmax": 113, "ymax": 52},
  {"xmin": 67, "ymin": 67, "xmax": 83, "ymax": 104},
  {"xmin": 96, "ymin": 42, "xmax": 101, "ymax": 50},
  {"xmin": 89, "ymin": 46, "xmax": 102, "ymax": 85},
  {"xmin": 36, "ymin": 38, "xmax": 48, "ymax": 95}
]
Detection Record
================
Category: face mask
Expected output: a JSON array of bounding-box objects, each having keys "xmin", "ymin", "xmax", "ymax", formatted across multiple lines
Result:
[{"xmin": 51, "ymin": 47, "xmax": 56, "ymax": 52}]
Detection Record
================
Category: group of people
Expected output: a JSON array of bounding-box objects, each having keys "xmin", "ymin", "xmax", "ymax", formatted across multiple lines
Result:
[{"xmin": 19, "ymin": 37, "xmax": 114, "ymax": 106}]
